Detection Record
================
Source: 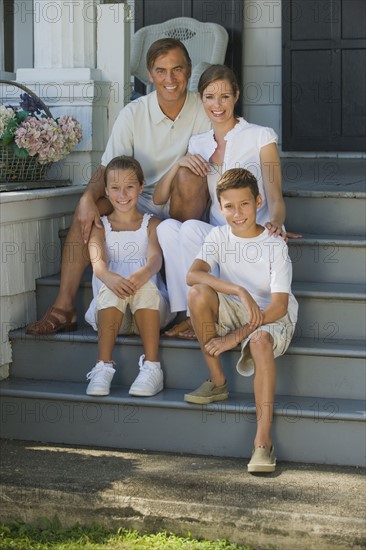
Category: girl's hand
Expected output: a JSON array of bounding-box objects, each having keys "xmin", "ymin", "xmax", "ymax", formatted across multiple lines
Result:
[
  {"xmin": 126, "ymin": 269, "xmax": 148, "ymax": 291},
  {"xmin": 103, "ymin": 272, "xmax": 136, "ymax": 298},
  {"xmin": 178, "ymin": 154, "xmax": 211, "ymax": 177},
  {"xmin": 237, "ymin": 288, "xmax": 263, "ymax": 329}
]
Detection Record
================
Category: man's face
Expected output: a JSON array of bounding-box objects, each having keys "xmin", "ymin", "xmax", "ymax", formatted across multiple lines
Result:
[{"xmin": 147, "ymin": 48, "xmax": 191, "ymax": 106}]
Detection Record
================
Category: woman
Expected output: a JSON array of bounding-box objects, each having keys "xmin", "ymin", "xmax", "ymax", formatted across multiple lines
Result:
[{"xmin": 154, "ymin": 64, "xmax": 299, "ymax": 337}]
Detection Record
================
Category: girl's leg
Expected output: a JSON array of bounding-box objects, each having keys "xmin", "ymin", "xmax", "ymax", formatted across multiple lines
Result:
[
  {"xmin": 188, "ymin": 284, "xmax": 225, "ymax": 387},
  {"xmin": 97, "ymin": 307, "xmax": 123, "ymax": 362},
  {"xmin": 249, "ymin": 331, "xmax": 276, "ymax": 450},
  {"xmin": 133, "ymin": 308, "xmax": 160, "ymax": 362}
]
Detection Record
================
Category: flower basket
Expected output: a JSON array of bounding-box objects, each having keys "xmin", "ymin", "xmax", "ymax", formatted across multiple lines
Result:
[
  {"xmin": 0, "ymin": 80, "xmax": 82, "ymax": 184},
  {"xmin": 0, "ymin": 143, "xmax": 50, "ymax": 182}
]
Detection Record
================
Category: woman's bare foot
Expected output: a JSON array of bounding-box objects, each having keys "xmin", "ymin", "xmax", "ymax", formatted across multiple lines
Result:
[{"xmin": 164, "ymin": 318, "xmax": 197, "ymax": 339}]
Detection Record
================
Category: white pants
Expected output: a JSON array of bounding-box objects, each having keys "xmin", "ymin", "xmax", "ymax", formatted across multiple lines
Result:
[{"xmin": 157, "ymin": 219, "xmax": 214, "ymax": 313}]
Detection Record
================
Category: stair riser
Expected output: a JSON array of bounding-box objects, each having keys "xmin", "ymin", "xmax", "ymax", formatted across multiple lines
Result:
[
  {"xmin": 0, "ymin": 395, "xmax": 364, "ymax": 466},
  {"xmin": 284, "ymin": 196, "xmax": 366, "ymax": 236},
  {"xmin": 10, "ymin": 337, "xmax": 366, "ymax": 400},
  {"xmin": 36, "ymin": 284, "xmax": 365, "ymax": 341},
  {"xmin": 295, "ymin": 298, "xmax": 365, "ymax": 340},
  {"xmin": 289, "ymin": 243, "xmax": 366, "ymax": 284}
]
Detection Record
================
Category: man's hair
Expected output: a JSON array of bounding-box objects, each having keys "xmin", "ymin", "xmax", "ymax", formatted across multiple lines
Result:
[
  {"xmin": 216, "ymin": 168, "xmax": 259, "ymax": 202},
  {"xmin": 104, "ymin": 156, "xmax": 144, "ymax": 186},
  {"xmin": 198, "ymin": 64, "xmax": 239, "ymax": 97},
  {"xmin": 146, "ymin": 38, "xmax": 192, "ymax": 72}
]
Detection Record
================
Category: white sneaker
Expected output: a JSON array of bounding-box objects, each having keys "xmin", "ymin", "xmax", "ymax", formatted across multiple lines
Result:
[
  {"xmin": 86, "ymin": 361, "xmax": 115, "ymax": 396},
  {"xmin": 129, "ymin": 355, "xmax": 163, "ymax": 397}
]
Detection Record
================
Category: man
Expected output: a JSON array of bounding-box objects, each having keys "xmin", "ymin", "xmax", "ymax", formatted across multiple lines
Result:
[{"xmin": 26, "ymin": 38, "xmax": 211, "ymax": 335}]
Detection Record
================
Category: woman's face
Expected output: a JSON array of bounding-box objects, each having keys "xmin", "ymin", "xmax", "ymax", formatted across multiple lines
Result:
[{"xmin": 201, "ymin": 79, "xmax": 239, "ymax": 125}]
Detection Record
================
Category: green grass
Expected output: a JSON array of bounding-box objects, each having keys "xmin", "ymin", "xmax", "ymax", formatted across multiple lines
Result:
[{"xmin": 0, "ymin": 519, "xmax": 255, "ymax": 550}]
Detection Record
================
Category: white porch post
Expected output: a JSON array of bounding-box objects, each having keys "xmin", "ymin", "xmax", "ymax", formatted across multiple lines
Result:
[{"xmin": 16, "ymin": 0, "xmax": 111, "ymax": 185}]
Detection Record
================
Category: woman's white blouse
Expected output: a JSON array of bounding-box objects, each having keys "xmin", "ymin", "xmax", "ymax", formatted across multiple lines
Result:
[{"xmin": 188, "ymin": 118, "xmax": 278, "ymax": 226}]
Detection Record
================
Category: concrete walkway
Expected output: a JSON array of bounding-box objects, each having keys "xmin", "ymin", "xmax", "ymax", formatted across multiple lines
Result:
[{"xmin": 0, "ymin": 439, "xmax": 365, "ymax": 550}]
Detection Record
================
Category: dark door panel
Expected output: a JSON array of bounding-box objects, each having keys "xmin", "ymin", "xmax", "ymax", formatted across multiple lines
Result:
[{"xmin": 282, "ymin": 0, "xmax": 366, "ymax": 151}]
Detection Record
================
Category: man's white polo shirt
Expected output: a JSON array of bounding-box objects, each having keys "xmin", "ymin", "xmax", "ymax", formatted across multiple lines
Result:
[{"xmin": 101, "ymin": 91, "xmax": 210, "ymax": 195}]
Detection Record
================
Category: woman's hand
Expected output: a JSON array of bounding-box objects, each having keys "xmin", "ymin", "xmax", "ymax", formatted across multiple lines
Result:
[
  {"xmin": 177, "ymin": 154, "xmax": 211, "ymax": 177},
  {"xmin": 77, "ymin": 195, "xmax": 103, "ymax": 244},
  {"xmin": 265, "ymin": 220, "xmax": 285, "ymax": 238}
]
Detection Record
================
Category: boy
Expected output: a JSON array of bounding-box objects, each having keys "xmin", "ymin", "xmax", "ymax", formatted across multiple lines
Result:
[{"xmin": 184, "ymin": 168, "xmax": 298, "ymax": 473}]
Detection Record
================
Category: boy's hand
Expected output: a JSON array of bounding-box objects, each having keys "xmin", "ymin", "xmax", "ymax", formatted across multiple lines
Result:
[
  {"xmin": 237, "ymin": 288, "xmax": 263, "ymax": 329},
  {"xmin": 103, "ymin": 272, "xmax": 136, "ymax": 298},
  {"xmin": 204, "ymin": 332, "xmax": 239, "ymax": 357}
]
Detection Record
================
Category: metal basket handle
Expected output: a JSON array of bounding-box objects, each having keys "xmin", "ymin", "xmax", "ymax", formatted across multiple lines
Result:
[{"xmin": 0, "ymin": 80, "xmax": 53, "ymax": 118}]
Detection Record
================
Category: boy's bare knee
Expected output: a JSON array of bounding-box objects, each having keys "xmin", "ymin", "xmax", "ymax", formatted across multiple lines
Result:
[
  {"xmin": 249, "ymin": 331, "xmax": 273, "ymax": 353},
  {"xmin": 188, "ymin": 284, "xmax": 211, "ymax": 310}
]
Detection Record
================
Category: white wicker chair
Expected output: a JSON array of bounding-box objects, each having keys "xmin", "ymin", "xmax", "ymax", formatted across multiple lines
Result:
[{"xmin": 130, "ymin": 17, "xmax": 229, "ymax": 93}]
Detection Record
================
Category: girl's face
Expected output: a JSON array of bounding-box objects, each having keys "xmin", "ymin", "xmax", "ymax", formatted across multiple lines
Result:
[
  {"xmin": 201, "ymin": 79, "xmax": 239, "ymax": 125},
  {"xmin": 105, "ymin": 169, "xmax": 142, "ymax": 212}
]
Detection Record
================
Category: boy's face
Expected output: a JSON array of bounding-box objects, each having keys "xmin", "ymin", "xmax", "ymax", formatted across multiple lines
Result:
[{"xmin": 219, "ymin": 186, "xmax": 262, "ymax": 238}]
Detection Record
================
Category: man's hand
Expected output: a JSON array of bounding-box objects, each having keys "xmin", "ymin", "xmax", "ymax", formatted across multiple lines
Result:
[{"xmin": 77, "ymin": 195, "xmax": 103, "ymax": 244}]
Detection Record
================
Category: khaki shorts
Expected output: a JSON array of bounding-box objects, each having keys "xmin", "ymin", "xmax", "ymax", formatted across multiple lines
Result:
[
  {"xmin": 216, "ymin": 293, "xmax": 296, "ymax": 377},
  {"xmin": 96, "ymin": 280, "xmax": 173, "ymax": 335}
]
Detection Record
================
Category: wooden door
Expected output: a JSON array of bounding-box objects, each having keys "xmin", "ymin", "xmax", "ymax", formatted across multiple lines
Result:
[{"xmin": 282, "ymin": 0, "xmax": 366, "ymax": 151}]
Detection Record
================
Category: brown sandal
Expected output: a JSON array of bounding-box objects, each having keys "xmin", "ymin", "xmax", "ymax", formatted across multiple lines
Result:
[{"xmin": 26, "ymin": 306, "xmax": 77, "ymax": 335}]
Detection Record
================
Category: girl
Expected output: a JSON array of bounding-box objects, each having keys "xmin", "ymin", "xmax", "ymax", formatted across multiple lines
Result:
[
  {"xmin": 85, "ymin": 156, "xmax": 174, "ymax": 397},
  {"xmin": 154, "ymin": 64, "xmax": 300, "ymax": 338}
]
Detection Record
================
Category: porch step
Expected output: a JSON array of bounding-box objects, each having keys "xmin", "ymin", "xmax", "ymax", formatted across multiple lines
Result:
[
  {"xmin": 288, "ymin": 234, "xmax": 366, "ymax": 284},
  {"xmin": 292, "ymin": 282, "xmax": 365, "ymax": 340},
  {"xmin": 282, "ymin": 158, "xmax": 366, "ymax": 236},
  {"xmin": 34, "ymin": 277, "xmax": 366, "ymax": 340},
  {"xmin": 9, "ymin": 329, "xmax": 366, "ymax": 400},
  {"xmin": 0, "ymin": 378, "xmax": 365, "ymax": 467}
]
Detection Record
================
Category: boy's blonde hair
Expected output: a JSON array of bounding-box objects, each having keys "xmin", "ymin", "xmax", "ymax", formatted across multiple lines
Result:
[
  {"xmin": 216, "ymin": 168, "xmax": 259, "ymax": 202},
  {"xmin": 104, "ymin": 156, "xmax": 144, "ymax": 186}
]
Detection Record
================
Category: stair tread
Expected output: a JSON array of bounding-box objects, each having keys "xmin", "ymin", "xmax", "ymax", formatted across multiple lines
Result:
[
  {"xmin": 1, "ymin": 378, "xmax": 365, "ymax": 421},
  {"xmin": 288, "ymin": 234, "xmax": 366, "ymax": 245},
  {"xmin": 281, "ymin": 158, "xmax": 365, "ymax": 197},
  {"xmin": 292, "ymin": 281, "xmax": 366, "ymax": 299},
  {"xmin": 9, "ymin": 329, "xmax": 366, "ymax": 357}
]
